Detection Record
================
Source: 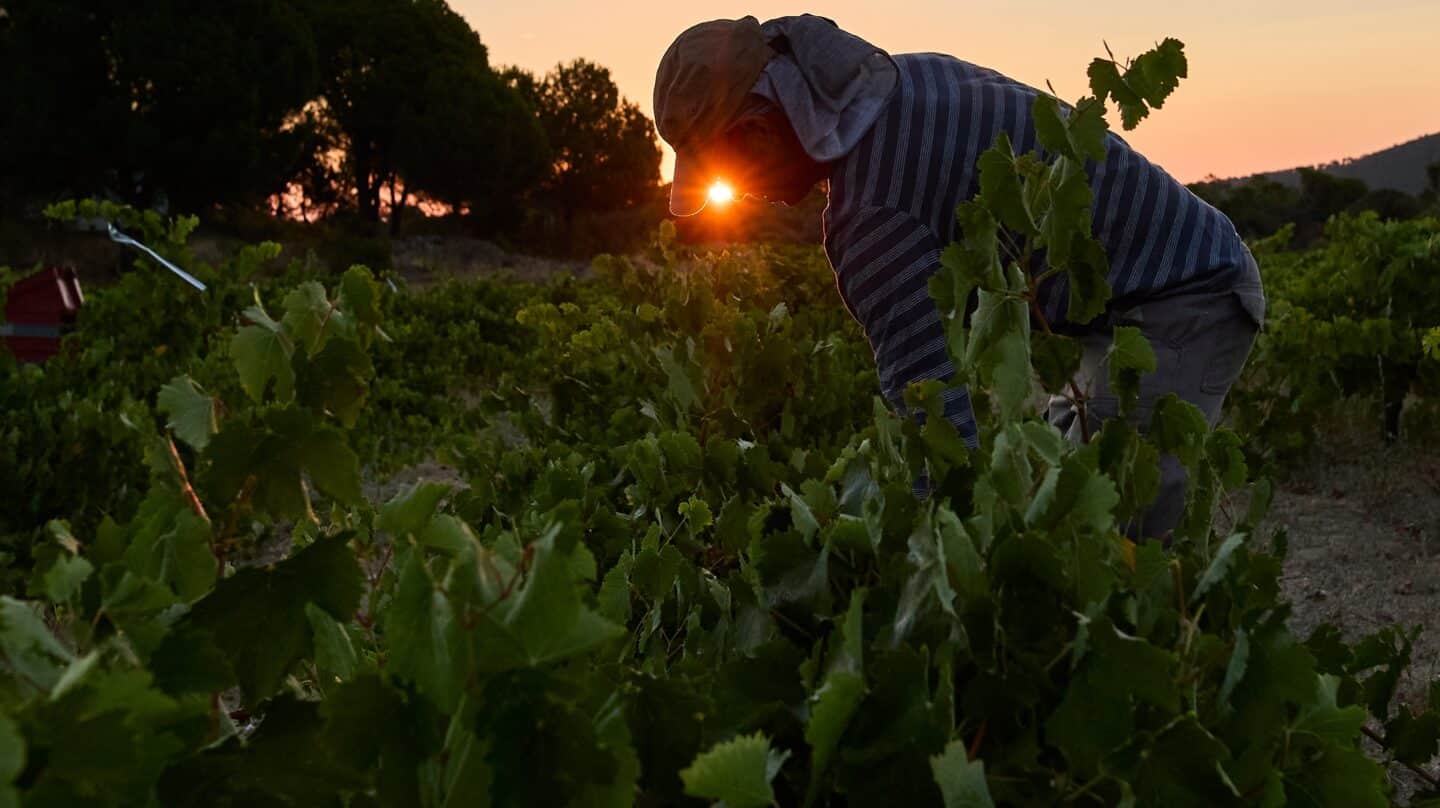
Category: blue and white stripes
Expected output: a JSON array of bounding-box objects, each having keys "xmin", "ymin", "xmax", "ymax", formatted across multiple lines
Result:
[{"xmin": 821, "ymin": 53, "xmax": 1249, "ymax": 444}]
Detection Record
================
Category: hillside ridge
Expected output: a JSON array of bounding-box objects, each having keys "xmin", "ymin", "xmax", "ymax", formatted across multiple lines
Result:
[{"xmin": 1214, "ymin": 131, "xmax": 1440, "ymax": 195}]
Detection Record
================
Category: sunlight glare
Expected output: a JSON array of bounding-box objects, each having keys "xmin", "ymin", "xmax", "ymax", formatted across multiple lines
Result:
[{"xmin": 707, "ymin": 180, "xmax": 735, "ymax": 206}]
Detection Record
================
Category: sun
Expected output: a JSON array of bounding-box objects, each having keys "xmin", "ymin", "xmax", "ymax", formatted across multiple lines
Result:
[{"xmin": 707, "ymin": 180, "xmax": 735, "ymax": 206}]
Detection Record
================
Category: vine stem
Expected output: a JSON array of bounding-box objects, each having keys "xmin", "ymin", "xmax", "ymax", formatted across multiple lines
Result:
[
  {"xmin": 1029, "ymin": 291, "xmax": 1092, "ymax": 443},
  {"xmin": 463, "ymin": 544, "xmax": 535, "ymax": 628},
  {"xmin": 1361, "ymin": 725, "xmax": 1440, "ymax": 789},
  {"xmin": 167, "ymin": 435, "xmax": 210, "ymax": 523},
  {"xmin": 1065, "ymin": 772, "xmax": 1109, "ymax": 804},
  {"xmin": 215, "ymin": 474, "xmax": 257, "ymax": 567},
  {"xmin": 967, "ymin": 719, "xmax": 988, "ymax": 760},
  {"xmin": 1172, "ymin": 560, "xmax": 1190, "ymax": 626}
]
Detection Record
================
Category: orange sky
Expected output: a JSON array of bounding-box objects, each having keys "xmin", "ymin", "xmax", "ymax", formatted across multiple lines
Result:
[{"xmin": 466, "ymin": 0, "xmax": 1440, "ymax": 185}]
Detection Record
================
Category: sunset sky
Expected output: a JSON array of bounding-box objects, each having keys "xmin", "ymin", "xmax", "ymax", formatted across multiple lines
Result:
[{"xmin": 468, "ymin": 0, "xmax": 1440, "ymax": 185}]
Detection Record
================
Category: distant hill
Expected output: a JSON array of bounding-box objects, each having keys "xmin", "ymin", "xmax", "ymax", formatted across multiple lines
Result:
[{"xmin": 1234, "ymin": 132, "xmax": 1440, "ymax": 195}]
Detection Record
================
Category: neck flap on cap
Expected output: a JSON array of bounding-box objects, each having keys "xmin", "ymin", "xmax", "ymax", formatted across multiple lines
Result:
[{"xmin": 750, "ymin": 14, "xmax": 899, "ymax": 164}]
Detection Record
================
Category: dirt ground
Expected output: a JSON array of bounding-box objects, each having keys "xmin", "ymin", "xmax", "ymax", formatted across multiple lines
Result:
[
  {"xmin": 390, "ymin": 236, "xmax": 590, "ymax": 287},
  {"xmin": 1249, "ymin": 425, "xmax": 1440, "ymax": 801}
]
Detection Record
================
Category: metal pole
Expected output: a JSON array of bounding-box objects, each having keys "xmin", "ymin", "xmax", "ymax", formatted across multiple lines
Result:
[{"xmin": 107, "ymin": 223, "xmax": 207, "ymax": 292}]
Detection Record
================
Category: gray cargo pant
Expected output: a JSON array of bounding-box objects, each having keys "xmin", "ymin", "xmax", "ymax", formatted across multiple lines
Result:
[{"xmin": 1047, "ymin": 248, "xmax": 1266, "ymax": 540}]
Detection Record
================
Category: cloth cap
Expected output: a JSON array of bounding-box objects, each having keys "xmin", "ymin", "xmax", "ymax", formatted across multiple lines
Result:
[
  {"xmin": 750, "ymin": 15, "xmax": 898, "ymax": 163},
  {"xmin": 654, "ymin": 16, "xmax": 776, "ymax": 216}
]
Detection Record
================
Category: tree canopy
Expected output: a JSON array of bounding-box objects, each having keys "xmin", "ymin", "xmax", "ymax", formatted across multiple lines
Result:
[
  {"xmin": 507, "ymin": 59, "xmax": 663, "ymax": 220},
  {"xmin": 1191, "ymin": 167, "xmax": 1436, "ymax": 246},
  {"xmin": 0, "ymin": 0, "xmax": 658, "ymax": 240}
]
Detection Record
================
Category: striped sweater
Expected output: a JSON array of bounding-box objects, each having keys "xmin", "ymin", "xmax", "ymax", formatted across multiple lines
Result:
[{"xmin": 821, "ymin": 52, "xmax": 1250, "ymax": 445}]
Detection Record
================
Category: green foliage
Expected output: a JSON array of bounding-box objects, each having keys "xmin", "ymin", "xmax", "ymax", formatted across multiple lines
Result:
[
  {"xmin": 1087, "ymin": 38, "xmax": 1188, "ymax": 130},
  {"xmin": 184, "ymin": 534, "xmax": 363, "ymax": 701},
  {"xmin": 156, "ymin": 377, "xmax": 217, "ymax": 452},
  {"xmin": 1189, "ymin": 167, "xmax": 1426, "ymax": 245},
  {"xmin": 931, "ymin": 741, "xmax": 997, "ymax": 808},
  {"xmin": 0, "ymin": 41, "xmax": 1435, "ymax": 808},
  {"xmin": 1232, "ymin": 213, "xmax": 1440, "ymax": 450},
  {"xmin": 680, "ymin": 732, "xmax": 789, "ymax": 807}
]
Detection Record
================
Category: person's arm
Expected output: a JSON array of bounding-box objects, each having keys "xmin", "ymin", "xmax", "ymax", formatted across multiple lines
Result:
[{"xmin": 826, "ymin": 204, "xmax": 978, "ymax": 448}]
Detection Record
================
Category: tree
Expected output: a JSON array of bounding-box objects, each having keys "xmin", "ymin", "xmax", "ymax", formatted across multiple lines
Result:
[
  {"xmin": 1190, "ymin": 177, "xmax": 1303, "ymax": 239},
  {"xmin": 0, "ymin": 2, "xmax": 135, "ymax": 215},
  {"xmin": 1423, "ymin": 161, "xmax": 1440, "ymax": 208},
  {"xmin": 0, "ymin": 0, "xmax": 320, "ymax": 216},
  {"xmin": 1297, "ymin": 167, "xmax": 1368, "ymax": 221},
  {"xmin": 1347, "ymin": 188, "xmax": 1424, "ymax": 222},
  {"xmin": 305, "ymin": 0, "xmax": 548, "ymax": 234},
  {"xmin": 111, "ymin": 0, "xmax": 322, "ymax": 213},
  {"xmin": 391, "ymin": 59, "xmax": 549, "ymax": 233},
  {"xmin": 508, "ymin": 59, "xmax": 662, "ymax": 220}
]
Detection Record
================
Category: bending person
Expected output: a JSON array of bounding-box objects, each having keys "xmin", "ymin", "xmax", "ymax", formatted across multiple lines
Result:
[{"xmin": 653, "ymin": 15, "xmax": 1265, "ymax": 540}]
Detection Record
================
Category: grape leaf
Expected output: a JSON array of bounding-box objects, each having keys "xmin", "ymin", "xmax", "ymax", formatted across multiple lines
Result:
[
  {"xmin": 340, "ymin": 266, "xmax": 383, "ymax": 330},
  {"xmin": 1027, "ymin": 455, "xmax": 1119, "ymax": 534},
  {"xmin": 0, "ymin": 715, "xmax": 24, "ymax": 790},
  {"xmin": 384, "ymin": 552, "xmax": 462, "ymax": 710},
  {"xmin": 1107, "ymin": 326, "xmax": 1157, "ymax": 416},
  {"xmin": 930, "ymin": 740, "xmax": 995, "ymax": 808},
  {"xmin": 149, "ymin": 626, "xmax": 234, "ymax": 695},
  {"xmin": 231, "ymin": 323, "xmax": 295, "ymax": 404},
  {"xmin": 1032, "ymin": 94, "xmax": 1070, "ymax": 159},
  {"xmin": 281, "ymin": 282, "xmax": 330, "ymax": 356},
  {"xmin": 378, "ymin": 482, "xmax": 452, "ymax": 537},
  {"xmin": 1032, "ymin": 332, "xmax": 1083, "ymax": 395},
  {"xmin": 804, "ymin": 673, "xmax": 864, "ymax": 806},
  {"xmin": 1132, "ymin": 717, "xmax": 1236, "ymax": 805},
  {"xmin": 123, "ymin": 505, "xmax": 215, "ymax": 603},
  {"xmin": 40, "ymin": 555, "xmax": 93, "ymax": 604},
  {"xmin": 157, "ymin": 376, "xmax": 217, "ymax": 451},
  {"xmin": 322, "ymin": 674, "xmax": 436, "ymax": 805},
  {"xmin": 1193, "ymin": 532, "xmax": 1246, "ymax": 602},
  {"xmin": 184, "ymin": 534, "xmax": 363, "ymax": 701},
  {"xmin": 158, "ymin": 696, "xmax": 367, "ymax": 806},
  {"xmin": 295, "ymin": 337, "xmax": 374, "ymax": 427},
  {"xmin": 1148, "ymin": 394, "xmax": 1209, "ymax": 466},
  {"xmin": 1383, "ymin": 706, "xmax": 1440, "ymax": 767},
  {"xmin": 202, "ymin": 410, "xmax": 362, "ymax": 518},
  {"xmin": 472, "ymin": 517, "xmax": 625, "ymax": 673},
  {"xmin": 0, "ymin": 596, "xmax": 74, "ymax": 694},
  {"xmin": 782, "ymin": 482, "xmax": 821, "ymax": 542},
  {"xmin": 1067, "ymin": 237, "xmax": 1113, "ymax": 325},
  {"xmin": 306, "ymin": 603, "xmax": 359, "ymax": 684},
  {"xmin": 976, "ymin": 134, "xmax": 1038, "ymax": 237},
  {"xmin": 1125, "ymin": 38, "xmax": 1188, "ymax": 108},
  {"xmin": 1290, "ymin": 742, "xmax": 1388, "ymax": 808},
  {"xmin": 680, "ymin": 732, "xmax": 789, "ymax": 808},
  {"xmin": 1296, "ymin": 675, "xmax": 1367, "ymax": 745},
  {"xmin": 804, "ymin": 588, "xmax": 867, "ymax": 806},
  {"xmin": 655, "ymin": 344, "xmax": 700, "ymax": 412},
  {"xmin": 1031, "ymin": 95, "xmax": 1108, "ymax": 163},
  {"xmin": 1087, "ymin": 39, "xmax": 1187, "ymax": 130},
  {"xmin": 300, "ymin": 426, "xmax": 363, "ymax": 507},
  {"xmin": 1039, "ymin": 161, "xmax": 1095, "ymax": 268},
  {"xmin": 1067, "ymin": 97, "xmax": 1109, "ymax": 161}
]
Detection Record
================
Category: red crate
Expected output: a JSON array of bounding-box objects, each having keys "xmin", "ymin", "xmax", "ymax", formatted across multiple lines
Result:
[{"xmin": 3, "ymin": 267, "xmax": 83, "ymax": 362}]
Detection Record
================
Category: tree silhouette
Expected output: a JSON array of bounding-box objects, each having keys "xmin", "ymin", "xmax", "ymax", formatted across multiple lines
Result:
[
  {"xmin": 306, "ymin": 0, "xmax": 547, "ymax": 232},
  {"xmin": 0, "ymin": 0, "xmax": 318, "ymax": 214},
  {"xmin": 507, "ymin": 59, "xmax": 662, "ymax": 221},
  {"xmin": 0, "ymin": 0, "xmax": 653, "ymax": 244},
  {"xmin": 1423, "ymin": 161, "xmax": 1440, "ymax": 207}
]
